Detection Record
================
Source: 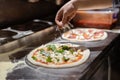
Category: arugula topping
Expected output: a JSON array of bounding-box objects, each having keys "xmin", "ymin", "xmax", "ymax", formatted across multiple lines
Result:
[
  {"xmin": 39, "ymin": 49, "xmax": 45, "ymax": 54},
  {"xmin": 46, "ymin": 56, "xmax": 52, "ymax": 62},
  {"xmin": 61, "ymin": 45, "xmax": 70, "ymax": 50},
  {"xmin": 47, "ymin": 45, "xmax": 56, "ymax": 51},
  {"xmin": 32, "ymin": 56, "xmax": 37, "ymax": 61},
  {"xmin": 56, "ymin": 45, "xmax": 75, "ymax": 54},
  {"xmin": 56, "ymin": 49, "xmax": 64, "ymax": 53},
  {"xmin": 69, "ymin": 49, "xmax": 74, "ymax": 54}
]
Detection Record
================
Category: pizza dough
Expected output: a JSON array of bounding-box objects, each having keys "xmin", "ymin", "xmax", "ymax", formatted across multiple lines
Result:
[
  {"xmin": 27, "ymin": 43, "xmax": 90, "ymax": 68},
  {"xmin": 62, "ymin": 28, "xmax": 108, "ymax": 42}
]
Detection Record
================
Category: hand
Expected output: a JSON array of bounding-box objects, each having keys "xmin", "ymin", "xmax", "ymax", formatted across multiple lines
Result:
[{"xmin": 55, "ymin": 0, "xmax": 77, "ymax": 28}]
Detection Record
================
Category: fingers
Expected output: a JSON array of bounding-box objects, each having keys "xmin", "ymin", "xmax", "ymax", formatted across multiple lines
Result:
[
  {"xmin": 55, "ymin": 2, "xmax": 77, "ymax": 28},
  {"xmin": 62, "ymin": 11, "xmax": 68, "ymax": 26},
  {"xmin": 55, "ymin": 10, "xmax": 64, "ymax": 28},
  {"xmin": 55, "ymin": 12, "xmax": 75, "ymax": 29},
  {"xmin": 67, "ymin": 12, "xmax": 76, "ymax": 22}
]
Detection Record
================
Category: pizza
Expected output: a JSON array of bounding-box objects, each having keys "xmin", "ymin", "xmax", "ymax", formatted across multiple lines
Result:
[
  {"xmin": 62, "ymin": 28, "xmax": 108, "ymax": 42},
  {"xmin": 27, "ymin": 43, "xmax": 90, "ymax": 68}
]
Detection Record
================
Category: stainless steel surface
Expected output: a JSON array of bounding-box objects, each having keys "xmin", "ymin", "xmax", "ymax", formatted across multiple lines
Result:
[
  {"xmin": 0, "ymin": 19, "xmax": 54, "ymax": 46},
  {"xmin": 108, "ymin": 57, "xmax": 111, "ymax": 80},
  {"xmin": 103, "ymin": 29, "xmax": 120, "ymax": 33},
  {"xmin": 113, "ymin": 0, "xmax": 120, "ymax": 7},
  {"xmin": 0, "ymin": 25, "xmax": 119, "ymax": 80},
  {"xmin": 0, "ymin": 26, "xmax": 57, "ymax": 53}
]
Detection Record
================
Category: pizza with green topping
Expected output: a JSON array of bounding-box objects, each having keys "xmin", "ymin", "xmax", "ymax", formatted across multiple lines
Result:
[{"xmin": 27, "ymin": 43, "xmax": 90, "ymax": 68}]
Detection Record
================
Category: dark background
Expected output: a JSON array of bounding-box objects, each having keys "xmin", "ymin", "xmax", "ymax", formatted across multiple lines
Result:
[
  {"xmin": 0, "ymin": 0, "xmax": 61, "ymax": 27},
  {"xmin": 0, "ymin": 0, "xmax": 119, "ymax": 27}
]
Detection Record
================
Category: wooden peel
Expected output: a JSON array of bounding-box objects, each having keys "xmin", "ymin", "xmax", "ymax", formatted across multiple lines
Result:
[{"xmin": 0, "ymin": 26, "xmax": 58, "ymax": 53}]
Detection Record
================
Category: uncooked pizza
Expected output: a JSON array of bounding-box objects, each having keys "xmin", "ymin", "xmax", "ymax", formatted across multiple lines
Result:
[
  {"xmin": 27, "ymin": 43, "xmax": 90, "ymax": 68},
  {"xmin": 62, "ymin": 28, "xmax": 108, "ymax": 41}
]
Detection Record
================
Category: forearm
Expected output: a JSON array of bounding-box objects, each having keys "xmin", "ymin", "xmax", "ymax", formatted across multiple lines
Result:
[{"xmin": 70, "ymin": 0, "xmax": 113, "ymax": 10}]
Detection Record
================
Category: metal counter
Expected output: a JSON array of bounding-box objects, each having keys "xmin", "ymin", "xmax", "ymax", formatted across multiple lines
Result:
[{"xmin": 0, "ymin": 26, "xmax": 119, "ymax": 80}]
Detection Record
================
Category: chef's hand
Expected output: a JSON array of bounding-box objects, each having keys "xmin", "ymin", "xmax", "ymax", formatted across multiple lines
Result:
[{"xmin": 55, "ymin": 0, "xmax": 77, "ymax": 28}]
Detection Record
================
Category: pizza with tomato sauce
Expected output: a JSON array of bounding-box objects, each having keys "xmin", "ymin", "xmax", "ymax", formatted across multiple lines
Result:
[
  {"xmin": 27, "ymin": 43, "xmax": 90, "ymax": 68},
  {"xmin": 62, "ymin": 28, "xmax": 108, "ymax": 41}
]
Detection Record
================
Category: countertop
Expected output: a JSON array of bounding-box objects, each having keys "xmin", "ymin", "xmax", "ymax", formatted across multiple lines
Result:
[{"xmin": 0, "ymin": 26, "xmax": 120, "ymax": 80}]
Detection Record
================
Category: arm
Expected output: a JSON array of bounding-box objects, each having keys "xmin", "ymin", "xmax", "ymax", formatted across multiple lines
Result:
[
  {"xmin": 55, "ymin": 0, "xmax": 113, "ymax": 27},
  {"xmin": 73, "ymin": 0, "xmax": 113, "ymax": 10}
]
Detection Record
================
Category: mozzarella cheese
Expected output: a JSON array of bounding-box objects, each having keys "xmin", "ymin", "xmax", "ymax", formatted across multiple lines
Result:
[{"xmin": 32, "ymin": 44, "xmax": 83, "ymax": 64}]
